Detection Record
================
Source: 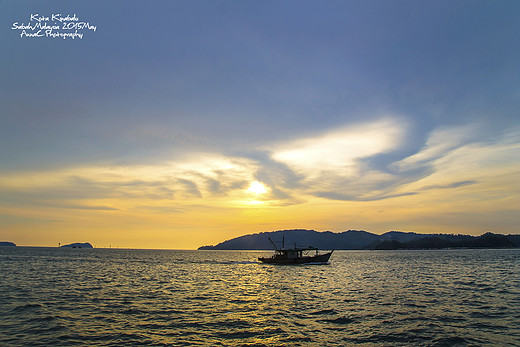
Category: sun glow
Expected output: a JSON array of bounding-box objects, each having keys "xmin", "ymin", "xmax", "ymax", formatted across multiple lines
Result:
[{"xmin": 247, "ymin": 181, "xmax": 268, "ymax": 195}]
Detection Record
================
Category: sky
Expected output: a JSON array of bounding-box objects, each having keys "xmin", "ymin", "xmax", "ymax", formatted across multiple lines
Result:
[{"xmin": 1, "ymin": 0, "xmax": 519, "ymax": 249}]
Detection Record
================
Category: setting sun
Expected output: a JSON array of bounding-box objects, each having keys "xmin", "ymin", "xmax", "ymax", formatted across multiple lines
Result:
[{"xmin": 247, "ymin": 181, "xmax": 268, "ymax": 195}]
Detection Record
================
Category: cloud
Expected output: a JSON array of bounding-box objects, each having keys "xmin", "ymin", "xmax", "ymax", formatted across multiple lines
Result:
[
  {"xmin": 1, "ymin": 122, "xmax": 517, "ymax": 213},
  {"xmin": 252, "ymin": 120, "xmax": 520, "ymax": 204},
  {"xmin": 403, "ymin": 127, "xmax": 520, "ymax": 197},
  {"xmin": 420, "ymin": 180, "xmax": 478, "ymax": 191},
  {"xmin": 232, "ymin": 150, "xmax": 305, "ymax": 204},
  {"xmin": 0, "ymin": 213, "xmax": 59, "ymax": 226},
  {"xmin": 392, "ymin": 124, "xmax": 482, "ymax": 172},
  {"xmin": 177, "ymin": 178, "xmax": 202, "ymax": 198},
  {"xmin": 137, "ymin": 205, "xmax": 186, "ymax": 214},
  {"xmin": 314, "ymin": 191, "xmax": 418, "ymax": 202},
  {"xmin": 48, "ymin": 204, "xmax": 119, "ymax": 211},
  {"xmin": 270, "ymin": 117, "xmax": 407, "ymax": 179},
  {"xmin": 264, "ymin": 117, "xmax": 412, "ymax": 201},
  {"xmin": 0, "ymin": 154, "xmax": 262, "ymax": 211},
  {"xmin": 205, "ymin": 177, "xmax": 222, "ymax": 195}
]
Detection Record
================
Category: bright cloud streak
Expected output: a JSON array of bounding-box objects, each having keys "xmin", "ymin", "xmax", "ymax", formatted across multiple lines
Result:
[
  {"xmin": 271, "ymin": 117, "xmax": 407, "ymax": 179},
  {"xmin": 393, "ymin": 124, "xmax": 483, "ymax": 172},
  {"xmin": 266, "ymin": 117, "xmax": 411, "ymax": 201},
  {"xmin": 406, "ymin": 128, "xmax": 520, "ymax": 193},
  {"xmin": 0, "ymin": 154, "xmax": 257, "ymax": 208}
]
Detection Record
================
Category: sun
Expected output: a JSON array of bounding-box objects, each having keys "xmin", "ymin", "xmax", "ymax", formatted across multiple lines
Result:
[{"xmin": 247, "ymin": 181, "xmax": 268, "ymax": 195}]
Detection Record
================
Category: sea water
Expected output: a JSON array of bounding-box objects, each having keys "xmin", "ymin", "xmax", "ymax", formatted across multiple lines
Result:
[{"xmin": 1, "ymin": 247, "xmax": 519, "ymax": 346}]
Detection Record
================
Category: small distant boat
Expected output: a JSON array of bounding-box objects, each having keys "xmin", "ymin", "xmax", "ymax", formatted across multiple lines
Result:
[{"xmin": 258, "ymin": 237, "xmax": 333, "ymax": 264}]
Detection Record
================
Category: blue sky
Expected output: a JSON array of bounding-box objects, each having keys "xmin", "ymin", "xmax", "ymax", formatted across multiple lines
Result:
[{"xmin": 1, "ymin": 0, "xmax": 519, "ymax": 248}]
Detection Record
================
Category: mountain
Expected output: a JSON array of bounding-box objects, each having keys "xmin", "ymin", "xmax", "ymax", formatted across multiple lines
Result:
[
  {"xmin": 375, "ymin": 233, "xmax": 517, "ymax": 250},
  {"xmin": 61, "ymin": 242, "xmax": 93, "ymax": 248},
  {"xmin": 199, "ymin": 229, "xmax": 380, "ymax": 250},
  {"xmin": 380, "ymin": 231, "xmax": 429, "ymax": 242},
  {"xmin": 0, "ymin": 241, "xmax": 16, "ymax": 247},
  {"xmin": 507, "ymin": 234, "xmax": 520, "ymax": 247},
  {"xmin": 198, "ymin": 229, "xmax": 520, "ymax": 250}
]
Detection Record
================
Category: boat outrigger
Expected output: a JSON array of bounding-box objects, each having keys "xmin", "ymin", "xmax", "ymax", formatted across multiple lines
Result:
[{"xmin": 258, "ymin": 237, "xmax": 333, "ymax": 264}]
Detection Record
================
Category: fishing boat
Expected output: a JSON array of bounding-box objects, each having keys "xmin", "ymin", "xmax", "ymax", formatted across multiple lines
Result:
[{"xmin": 258, "ymin": 237, "xmax": 333, "ymax": 264}]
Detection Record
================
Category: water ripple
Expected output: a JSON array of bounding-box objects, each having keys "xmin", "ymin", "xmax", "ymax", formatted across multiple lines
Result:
[{"xmin": 1, "ymin": 248, "xmax": 519, "ymax": 345}]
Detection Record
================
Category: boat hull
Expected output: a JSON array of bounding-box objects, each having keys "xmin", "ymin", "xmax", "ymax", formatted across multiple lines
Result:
[{"xmin": 258, "ymin": 251, "xmax": 333, "ymax": 264}]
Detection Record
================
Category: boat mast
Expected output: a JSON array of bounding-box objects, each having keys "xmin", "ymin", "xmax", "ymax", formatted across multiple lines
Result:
[{"xmin": 268, "ymin": 237, "xmax": 279, "ymax": 250}]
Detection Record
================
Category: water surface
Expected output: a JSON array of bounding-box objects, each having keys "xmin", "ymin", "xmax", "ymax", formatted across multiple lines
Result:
[{"xmin": 1, "ymin": 248, "xmax": 519, "ymax": 346}]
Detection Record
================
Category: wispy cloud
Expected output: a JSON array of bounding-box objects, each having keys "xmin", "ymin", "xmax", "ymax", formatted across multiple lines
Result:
[
  {"xmin": 48, "ymin": 204, "xmax": 119, "ymax": 211},
  {"xmin": 264, "ymin": 117, "xmax": 412, "ymax": 201},
  {"xmin": 177, "ymin": 178, "xmax": 202, "ymax": 198},
  {"xmin": 403, "ymin": 127, "xmax": 520, "ymax": 196},
  {"xmin": 271, "ymin": 117, "xmax": 407, "ymax": 179},
  {"xmin": 1, "ymin": 123, "xmax": 517, "ymax": 211},
  {"xmin": 314, "ymin": 191, "xmax": 418, "ymax": 202},
  {"xmin": 392, "ymin": 124, "xmax": 483, "ymax": 172},
  {"xmin": 420, "ymin": 180, "xmax": 478, "ymax": 191}
]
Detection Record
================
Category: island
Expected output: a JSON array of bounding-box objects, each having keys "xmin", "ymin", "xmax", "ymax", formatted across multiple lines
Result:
[
  {"xmin": 199, "ymin": 229, "xmax": 520, "ymax": 250},
  {"xmin": 0, "ymin": 241, "xmax": 16, "ymax": 247},
  {"xmin": 60, "ymin": 242, "xmax": 93, "ymax": 249}
]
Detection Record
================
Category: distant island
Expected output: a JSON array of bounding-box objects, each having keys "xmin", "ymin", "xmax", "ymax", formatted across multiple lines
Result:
[
  {"xmin": 198, "ymin": 229, "xmax": 520, "ymax": 250},
  {"xmin": 61, "ymin": 242, "xmax": 93, "ymax": 249},
  {"xmin": 0, "ymin": 241, "xmax": 16, "ymax": 247}
]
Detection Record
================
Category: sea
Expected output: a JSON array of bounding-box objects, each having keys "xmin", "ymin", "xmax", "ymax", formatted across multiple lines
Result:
[{"xmin": 1, "ymin": 247, "xmax": 519, "ymax": 346}]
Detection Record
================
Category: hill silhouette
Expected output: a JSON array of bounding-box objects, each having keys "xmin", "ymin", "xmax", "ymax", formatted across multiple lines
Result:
[
  {"xmin": 61, "ymin": 242, "xmax": 93, "ymax": 249},
  {"xmin": 199, "ymin": 229, "xmax": 520, "ymax": 250}
]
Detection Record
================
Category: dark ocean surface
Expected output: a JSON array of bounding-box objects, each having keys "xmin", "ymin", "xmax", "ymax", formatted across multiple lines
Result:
[{"xmin": 1, "ymin": 247, "xmax": 519, "ymax": 346}]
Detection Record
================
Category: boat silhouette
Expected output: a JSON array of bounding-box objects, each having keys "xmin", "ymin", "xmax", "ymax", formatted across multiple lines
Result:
[{"xmin": 258, "ymin": 236, "xmax": 333, "ymax": 264}]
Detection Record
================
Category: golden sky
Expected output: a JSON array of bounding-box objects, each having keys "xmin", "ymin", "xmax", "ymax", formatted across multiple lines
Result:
[{"xmin": 1, "ymin": 119, "xmax": 518, "ymax": 249}]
